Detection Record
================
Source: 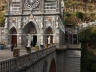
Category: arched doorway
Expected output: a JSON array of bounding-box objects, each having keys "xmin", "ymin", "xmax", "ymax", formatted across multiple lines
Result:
[
  {"xmin": 11, "ymin": 27, "xmax": 17, "ymax": 46},
  {"xmin": 22, "ymin": 21, "xmax": 37, "ymax": 47},
  {"xmin": 49, "ymin": 59, "xmax": 56, "ymax": 72},
  {"xmin": 28, "ymin": 26, "xmax": 37, "ymax": 47},
  {"xmin": 46, "ymin": 27, "xmax": 53, "ymax": 45}
]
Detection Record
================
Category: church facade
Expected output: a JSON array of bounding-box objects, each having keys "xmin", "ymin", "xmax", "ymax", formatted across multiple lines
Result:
[
  {"xmin": 4, "ymin": 0, "xmax": 65, "ymax": 48},
  {"xmin": 0, "ymin": 1, "xmax": 82, "ymax": 72}
]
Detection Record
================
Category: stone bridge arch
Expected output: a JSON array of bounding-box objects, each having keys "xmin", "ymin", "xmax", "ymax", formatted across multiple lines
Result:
[{"xmin": 49, "ymin": 58, "xmax": 56, "ymax": 72}]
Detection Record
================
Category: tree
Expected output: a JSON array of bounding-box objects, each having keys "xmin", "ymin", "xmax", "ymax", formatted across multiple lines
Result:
[
  {"xmin": 76, "ymin": 12, "xmax": 84, "ymax": 21},
  {"xmin": 65, "ymin": 12, "xmax": 71, "ymax": 17}
]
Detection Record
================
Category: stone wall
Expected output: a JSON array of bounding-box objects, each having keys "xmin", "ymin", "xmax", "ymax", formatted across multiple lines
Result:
[
  {"xmin": 20, "ymin": 51, "xmax": 56, "ymax": 72},
  {"xmin": 57, "ymin": 49, "xmax": 81, "ymax": 72},
  {"xmin": 57, "ymin": 50, "xmax": 65, "ymax": 72}
]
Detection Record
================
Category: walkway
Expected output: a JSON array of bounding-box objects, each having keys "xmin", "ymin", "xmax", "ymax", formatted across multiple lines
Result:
[{"xmin": 0, "ymin": 47, "xmax": 36, "ymax": 62}]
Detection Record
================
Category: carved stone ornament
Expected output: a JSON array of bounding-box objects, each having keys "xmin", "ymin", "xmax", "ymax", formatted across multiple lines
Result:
[
  {"xmin": 12, "ymin": 18, "xmax": 16, "ymax": 22},
  {"xmin": 26, "ymin": 0, "xmax": 39, "ymax": 9},
  {"xmin": 48, "ymin": 17, "xmax": 52, "ymax": 21},
  {"xmin": 29, "ymin": 14, "xmax": 34, "ymax": 20}
]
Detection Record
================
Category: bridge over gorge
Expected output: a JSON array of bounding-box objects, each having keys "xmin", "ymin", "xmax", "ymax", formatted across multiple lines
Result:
[{"xmin": 0, "ymin": 44, "xmax": 81, "ymax": 72}]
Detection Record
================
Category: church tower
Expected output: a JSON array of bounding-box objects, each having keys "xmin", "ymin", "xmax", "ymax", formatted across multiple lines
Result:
[{"xmin": 4, "ymin": 0, "xmax": 65, "ymax": 48}]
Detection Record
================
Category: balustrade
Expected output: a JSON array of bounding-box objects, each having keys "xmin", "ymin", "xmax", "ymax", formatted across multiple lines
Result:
[
  {"xmin": 0, "ymin": 46, "xmax": 56, "ymax": 72},
  {"xmin": 0, "ymin": 58, "xmax": 16, "ymax": 72},
  {"xmin": 67, "ymin": 43, "xmax": 81, "ymax": 49}
]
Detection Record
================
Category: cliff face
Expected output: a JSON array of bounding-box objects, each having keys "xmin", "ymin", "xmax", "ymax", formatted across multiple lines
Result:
[
  {"xmin": 64, "ymin": 0, "xmax": 96, "ymax": 13},
  {"xmin": 0, "ymin": 0, "xmax": 6, "ymax": 13},
  {"xmin": 0, "ymin": 0, "xmax": 96, "ymax": 26},
  {"xmin": 0, "ymin": 0, "xmax": 6, "ymax": 8}
]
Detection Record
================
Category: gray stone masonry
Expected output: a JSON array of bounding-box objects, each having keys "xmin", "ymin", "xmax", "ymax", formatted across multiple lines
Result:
[
  {"xmin": 57, "ymin": 50, "xmax": 65, "ymax": 72},
  {"xmin": 57, "ymin": 50, "xmax": 81, "ymax": 72}
]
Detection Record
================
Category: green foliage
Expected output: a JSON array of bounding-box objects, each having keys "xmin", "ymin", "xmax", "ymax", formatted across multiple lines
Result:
[
  {"xmin": 64, "ymin": 0, "xmax": 96, "ymax": 24},
  {"xmin": 76, "ymin": 12, "xmax": 84, "ymax": 20},
  {"xmin": 0, "ymin": 0, "xmax": 6, "ymax": 27},
  {"xmin": 81, "ymin": 27, "xmax": 96, "ymax": 72},
  {"xmin": 65, "ymin": 12, "xmax": 71, "ymax": 17},
  {"xmin": 80, "ymin": 27, "xmax": 96, "ymax": 41},
  {"xmin": 0, "ymin": 11, "xmax": 5, "ymax": 27},
  {"xmin": 65, "ymin": 12, "xmax": 81, "ymax": 26},
  {"xmin": 81, "ymin": 43, "xmax": 96, "ymax": 72}
]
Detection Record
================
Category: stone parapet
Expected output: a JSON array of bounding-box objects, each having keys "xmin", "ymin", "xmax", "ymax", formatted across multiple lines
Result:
[
  {"xmin": 0, "ymin": 46, "xmax": 56, "ymax": 72},
  {"xmin": 57, "ymin": 48, "xmax": 81, "ymax": 72}
]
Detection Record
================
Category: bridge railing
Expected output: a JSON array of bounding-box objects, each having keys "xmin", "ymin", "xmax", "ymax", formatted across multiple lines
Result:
[
  {"xmin": 67, "ymin": 43, "xmax": 81, "ymax": 49},
  {"xmin": 0, "ymin": 58, "xmax": 17, "ymax": 72},
  {"xmin": 0, "ymin": 45, "xmax": 56, "ymax": 72}
]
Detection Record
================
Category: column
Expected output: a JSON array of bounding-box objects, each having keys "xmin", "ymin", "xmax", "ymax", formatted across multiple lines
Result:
[
  {"xmin": 41, "ymin": 0, "xmax": 44, "ymax": 13},
  {"xmin": 18, "ymin": 29, "xmax": 22, "ymax": 47},
  {"xmin": 56, "ymin": 34, "xmax": 60, "ymax": 48},
  {"xmin": 4, "ymin": 29, "xmax": 9, "ymax": 47},
  {"xmin": 20, "ymin": 0, "xmax": 23, "ymax": 14},
  {"xmin": 6, "ymin": 0, "xmax": 10, "ymax": 15}
]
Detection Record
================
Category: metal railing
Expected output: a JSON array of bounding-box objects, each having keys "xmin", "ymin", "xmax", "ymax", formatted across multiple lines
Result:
[{"xmin": 0, "ymin": 46, "xmax": 56, "ymax": 72}]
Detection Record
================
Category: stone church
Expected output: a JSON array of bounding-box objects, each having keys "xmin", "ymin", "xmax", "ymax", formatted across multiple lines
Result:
[
  {"xmin": 4, "ymin": 0, "xmax": 65, "ymax": 48},
  {"xmin": 0, "ymin": 1, "xmax": 81, "ymax": 72}
]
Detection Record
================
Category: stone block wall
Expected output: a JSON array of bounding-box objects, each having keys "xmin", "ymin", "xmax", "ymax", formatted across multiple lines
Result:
[
  {"xmin": 64, "ymin": 50, "xmax": 81, "ymax": 72},
  {"xmin": 57, "ymin": 50, "xmax": 81, "ymax": 72},
  {"xmin": 21, "ymin": 51, "xmax": 56, "ymax": 72},
  {"xmin": 56, "ymin": 50, "xmax": 65, "ymax": 72}
]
